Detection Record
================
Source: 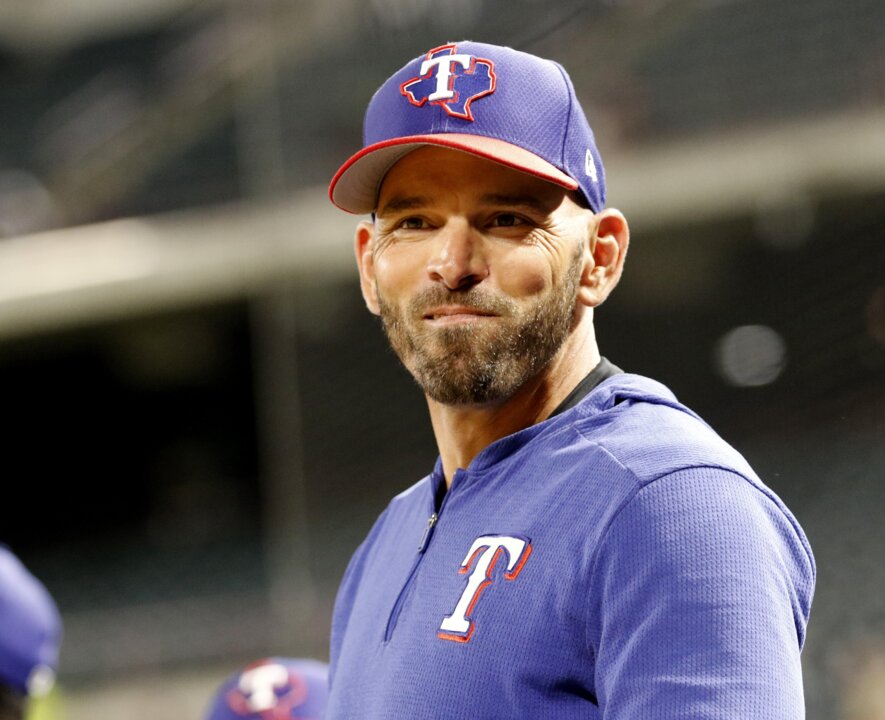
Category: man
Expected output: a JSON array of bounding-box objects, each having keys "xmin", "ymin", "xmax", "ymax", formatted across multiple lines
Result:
[
  {"xmin": 325, "ymin": 41, "xmax": 815, "ymax": 718},
  {"xmin": 204, "ymin": 657, "xmax": 328, "ymax": 720},
  {"xmin": 0, "ymin": 546, "xmax": 62, "ymax": 720}
]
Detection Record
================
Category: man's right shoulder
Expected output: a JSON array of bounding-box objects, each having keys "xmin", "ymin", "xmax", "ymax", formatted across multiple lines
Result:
[{"xmin": 353, "ymin": 475, "xmax": 433, "ymax": 559}]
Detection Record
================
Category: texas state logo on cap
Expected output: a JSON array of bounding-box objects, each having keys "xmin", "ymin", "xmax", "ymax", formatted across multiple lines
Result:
[
  {"xmin": 329, "ymin": 40, "xmax": 605, "ymax": 215},
  {"xmin": 204, "ymin": 657, "xmax": 328, "ymax": 720}
]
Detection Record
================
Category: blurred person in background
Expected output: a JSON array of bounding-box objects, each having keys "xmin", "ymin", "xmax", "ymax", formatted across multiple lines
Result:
[
  {"xmin": 0, "ymin": 546, "xmax": 62, "ymax": 720},
  {"xmin": 325, "ymin": 41, "xmax": 815, "ymax": 717},
  {"xmin": 204, "ymin": 657, "xmax": 328, "ymax": 720}
]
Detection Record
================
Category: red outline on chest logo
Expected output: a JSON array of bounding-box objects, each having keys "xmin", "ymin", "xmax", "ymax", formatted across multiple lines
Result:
[{"xmin": 437, "ymin": 534, "xmax": 532, "ymax": 643}]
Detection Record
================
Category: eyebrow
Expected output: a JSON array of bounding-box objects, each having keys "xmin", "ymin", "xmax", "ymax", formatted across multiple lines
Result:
[
  {"xmin": 377, "ymin": 193, "xmax": 557, "ymax": 217},
  {"xmin": 377, "ymin": 196, "xmax": 432, "ymax": 216}
]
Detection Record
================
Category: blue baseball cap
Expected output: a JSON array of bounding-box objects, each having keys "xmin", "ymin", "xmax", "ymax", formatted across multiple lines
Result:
[
  {"xmin": 329, "ymin": 40, "xmax": 606, "ymax": 214},
  {"xmin": 204, "ymin": 657, "xmax": 328, "ymax": 720},
  {"xmin": 0, "ymin": 545, "xmax": 62, "ymax": 697}
]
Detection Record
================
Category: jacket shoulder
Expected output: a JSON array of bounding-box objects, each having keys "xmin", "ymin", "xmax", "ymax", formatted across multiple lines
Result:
[{"xmin": 574, "ymin": 374, "xmax": 758, "ymax": 486}]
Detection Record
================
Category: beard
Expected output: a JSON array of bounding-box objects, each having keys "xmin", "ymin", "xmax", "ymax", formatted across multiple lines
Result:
[{"xmin": 376, "ymin": 249, "xmax": 582, "ymax": 406}]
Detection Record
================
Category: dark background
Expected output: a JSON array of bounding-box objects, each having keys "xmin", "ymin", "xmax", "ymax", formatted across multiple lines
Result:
[{"xmin": 0, "ymin": 1, "xmax": 882, "ymax": 717}]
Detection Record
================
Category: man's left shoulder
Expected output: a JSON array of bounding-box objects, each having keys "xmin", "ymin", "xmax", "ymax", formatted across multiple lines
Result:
[{"xmin": 572, "ymin": 373, "xmax": 758, "ymax": 486}]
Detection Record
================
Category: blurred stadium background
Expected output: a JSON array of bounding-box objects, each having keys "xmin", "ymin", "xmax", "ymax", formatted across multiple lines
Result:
[{"xmin": 0, "ymin": 0, "xmax": 882, "ymax": 717}]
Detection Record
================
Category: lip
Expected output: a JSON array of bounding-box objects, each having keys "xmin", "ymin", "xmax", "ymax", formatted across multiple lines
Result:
[{"xmin": 422, "ymin": 306, "xmax": 496, "ymax": 323}]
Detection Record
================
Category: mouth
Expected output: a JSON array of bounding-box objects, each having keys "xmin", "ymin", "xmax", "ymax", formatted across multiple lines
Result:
[{"xmin": 422, "ymin": 306, "xmax": 497, "ymax": 324}]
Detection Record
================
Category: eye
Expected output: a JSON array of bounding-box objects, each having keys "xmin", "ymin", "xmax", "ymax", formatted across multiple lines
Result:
[
  {"xmin": 490, "ymin": 213, "xmax": 526, "ymax": 228},
  {"xmin": 398, "ymin": 216, "xmax": 428, "ymax": 230}
]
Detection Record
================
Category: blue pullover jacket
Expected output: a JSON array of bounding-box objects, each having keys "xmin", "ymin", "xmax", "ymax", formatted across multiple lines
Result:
[{"xmin": 327, "ymin": 374, "xmax": 815, "ymax": 719}]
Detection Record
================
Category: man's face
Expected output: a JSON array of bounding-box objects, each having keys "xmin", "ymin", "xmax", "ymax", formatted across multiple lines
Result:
[{"xmin": 364, "ymin": 146, "xmax": 593, "ymax": 406}]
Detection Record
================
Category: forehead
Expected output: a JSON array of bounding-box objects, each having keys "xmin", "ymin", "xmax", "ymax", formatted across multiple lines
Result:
[{"xmin": 377, "ymin": 146, "xmax": 573, "ymax": 211}]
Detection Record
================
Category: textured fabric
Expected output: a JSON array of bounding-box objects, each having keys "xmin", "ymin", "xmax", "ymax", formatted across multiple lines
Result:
[
  {"xmin": 329, "ymin": 41, "xmax": 606, "ymax": 214},
  {"xmin": 326, "ymin": 374, "xmax": 815, "ymax": 719}
]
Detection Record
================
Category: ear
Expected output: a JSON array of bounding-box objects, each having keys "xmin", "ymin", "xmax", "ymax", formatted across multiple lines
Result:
[
  {"xmin": 355, "ymin": 220, "xmax": 381, "ymax": 315},
  {"xmin": 577, "ymin": 208, "xmax": 629, "ymax": 307}
]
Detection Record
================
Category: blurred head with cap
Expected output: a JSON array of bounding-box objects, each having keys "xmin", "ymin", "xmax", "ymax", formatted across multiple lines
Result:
[
  {"xmin": 204, "ymin": 657, "xmax": 328, "ymax": 720},
  {"xmin": 0, "ymin": 545, "xmax": 62, "ymax": 720}
]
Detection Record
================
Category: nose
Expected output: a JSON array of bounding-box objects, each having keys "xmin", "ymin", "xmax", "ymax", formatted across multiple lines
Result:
[{"xmin": 426, "ymin": 219, "xmax": 488, "ymax": 290}]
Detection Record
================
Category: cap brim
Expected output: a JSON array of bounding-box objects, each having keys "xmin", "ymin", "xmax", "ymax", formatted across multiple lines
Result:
[{"xmin": 328, "ymin": 134, "xmax": 579, "ymax": 214}]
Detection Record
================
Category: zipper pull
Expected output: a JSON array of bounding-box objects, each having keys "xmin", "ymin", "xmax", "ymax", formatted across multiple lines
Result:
[{"xmin": 418, "ymin": 512, "xmax": 438, "ymax": 553}]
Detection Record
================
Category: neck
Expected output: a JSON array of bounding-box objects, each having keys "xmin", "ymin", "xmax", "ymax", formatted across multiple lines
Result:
[{"xmin": 427, "ymin": 318, "xmax": 600, "ymax": 486}]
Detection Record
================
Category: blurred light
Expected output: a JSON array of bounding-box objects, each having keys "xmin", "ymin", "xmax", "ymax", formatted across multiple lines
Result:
[
  {"xmin": 26, "ymin": 665, "xmax": 56, "ymax": 698},
  {"xmin": 715, "ymin": 324, "xmax": 788, "ymax": 387},
  {"xmin": 0, "ymin": 218, "xmax": 158, "ymax": 303}
]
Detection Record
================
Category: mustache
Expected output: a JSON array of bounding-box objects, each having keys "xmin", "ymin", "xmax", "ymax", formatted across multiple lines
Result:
[{"xmin": 407, "ymin": 288, "xmax": 517, "ymax": 317}]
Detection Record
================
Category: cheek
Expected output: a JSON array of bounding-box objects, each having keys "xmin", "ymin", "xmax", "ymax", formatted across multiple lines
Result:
[
  {"xmin": 493, "ymin": 247, "xmax": 554, "ymax": 298},
  {"xmin": 373, "ymin": 246, "xmax": 426, "ymax": 300}
]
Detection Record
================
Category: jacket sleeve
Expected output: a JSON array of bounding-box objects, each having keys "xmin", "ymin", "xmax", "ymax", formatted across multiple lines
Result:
[{"xmin": 586, "ymin": 467, "xmax": 815, "ymax": 719}]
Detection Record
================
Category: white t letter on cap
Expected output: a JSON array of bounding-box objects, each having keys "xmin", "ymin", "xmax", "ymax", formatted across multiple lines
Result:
[
  {"xmin": 585, "ymin": 149, "xmax": 598, "ymax": 183},
  {"xmin": 421, "ymin": 54, "xmax": 472, "ymax": 101},
  {"xmin": 238, "ymin": 663, "xmax": 289, "ymax": 712}
]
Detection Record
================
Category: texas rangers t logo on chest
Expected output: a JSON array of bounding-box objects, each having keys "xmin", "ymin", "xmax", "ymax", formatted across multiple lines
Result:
[
  {"xmin": 438, "ymin": 534, "xmax": 532, "ymax": 643},
  {"xmin": 400, "ymin": 44, "xmax": 496, "ymax": 121}
]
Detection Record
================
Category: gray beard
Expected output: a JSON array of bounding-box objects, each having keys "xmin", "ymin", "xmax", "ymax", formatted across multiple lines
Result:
[{"xmin": 376, "ymin": 255, "xmax": 581, "ymax": 406}]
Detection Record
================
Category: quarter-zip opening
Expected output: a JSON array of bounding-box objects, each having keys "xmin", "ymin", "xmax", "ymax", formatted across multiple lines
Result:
[
  {"xmin": 383, "ymin": 471, "xmax": 461, "ymax": 643},
  {"xmin": 418, "ymin": 512, "xmax": 438, "ymax": 553}
]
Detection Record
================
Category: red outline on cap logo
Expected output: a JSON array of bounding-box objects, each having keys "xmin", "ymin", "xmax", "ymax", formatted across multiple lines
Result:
[{"xmin": 400, "ymin": 44, "xmax": 496, "ymax": 122}]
